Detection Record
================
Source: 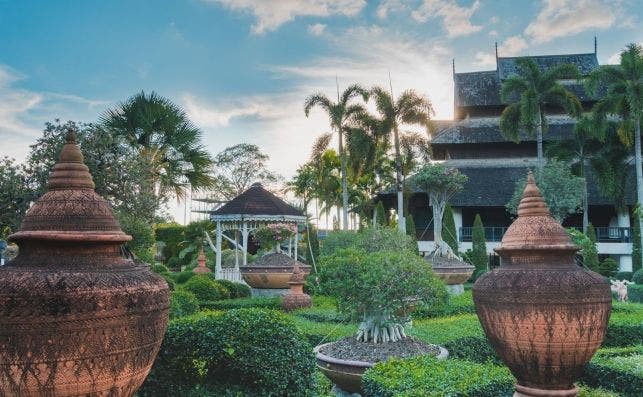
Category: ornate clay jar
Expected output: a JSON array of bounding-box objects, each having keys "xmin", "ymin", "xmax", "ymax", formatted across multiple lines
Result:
[
  {"xmin": 473, "ymin": 172, "xmax": 611, "ymax": 397},
  {"xmin": 0, "ymin": 130, "xmax": 170, "ymax": 396},
  {"xmin": 193, "ymin": 247, "xmax": 211, "ymax": 274},
  {"xmin": 281, "ymin": 262, "xmax": 312, "ymax": 312}
]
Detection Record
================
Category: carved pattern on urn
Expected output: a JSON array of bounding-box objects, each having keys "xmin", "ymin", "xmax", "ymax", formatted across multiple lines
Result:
[
  {"xmin": 472, "ymin": 172, "xmax": 611, "ymax": 397},
  {"xmin": 0, "ymin": 130, "xmax": 170, "ymax": 396}
]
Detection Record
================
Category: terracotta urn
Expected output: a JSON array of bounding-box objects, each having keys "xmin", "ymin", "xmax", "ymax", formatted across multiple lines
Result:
[
  {"xmin": 241, "ymin": 252, "xmax": 310, "ymax": 289},
  {"xmin": 0, "ymin": 130, "xmax": 170, "ymax": 396},
  {"xmin": 472, "ymin": 172, "xmax": 611, "ymax": 397},
  {"xmin": 192, "ymin": 247, "xmax": 211, "ymax": 274},
  {"xmin": 281, "ymin": 262, "xmax": 312, "ymax": 311}
]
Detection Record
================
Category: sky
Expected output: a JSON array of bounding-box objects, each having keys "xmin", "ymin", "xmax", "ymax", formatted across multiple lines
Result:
[{"xmin": 0, "ymin": 0, "xmax": 641, "ymax": 223}]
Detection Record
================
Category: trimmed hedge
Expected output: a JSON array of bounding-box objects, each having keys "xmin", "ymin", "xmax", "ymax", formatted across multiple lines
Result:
[
  {"xmin": 410, "ymin": 314, "xmax": 484, "ymax": 345},
  {"xmin": 581, "ymin": 346, "xmax": 643, "ymax": 396},
  {"xmin": 362, "ymin": 356, "xmax": 514, "ymax": 397},
  {"xmin": 182, "ymin": 276, "xmax": 230, "ymax": 303},
  {"xmin": 169, "ymin": 290, "xmax": 200, "ymax": 319},
  {"xmin": 628, "ymin": 284, "xmax": 643, "ymax": 303},
  {"xmin": 633, "ymin": 268, "xmax": 643, "ymax": 284},
  {"xmin": 442, "ymin": 336, "xmax": 502, "ymax": 365},
  {"xmin": 614, "ymin": 271, "xmax": 633, "ymax": 281},
  {"xmin": 140, "ymin": 309, "xmax": 317, "ymax": 396},
  {"xmin": 173, "ymin": 271, "xmax": 195, "ymax": 284},
  {"xmin": 603, "ymin": 311, "xmax": 643, "ymax": 347},
  {"xmin": 199, "ymin": 296, "xmax": 281, "ymax": 311},
  {"xmin": 214, "ymin": 279, "xmax": 251, "ymax": 299},
  {"xmin": 414, "ymin": 290, "xmax": 476, "ymax": 318},
  {"xmin": 290, "ymin": 317, "xmax": 356, "ymax": 347}
]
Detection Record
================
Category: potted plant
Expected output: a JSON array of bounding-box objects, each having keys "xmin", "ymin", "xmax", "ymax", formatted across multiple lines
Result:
[
  {"xmin": 315, "ymin": 248, "xmax": 448, "ymax": 394},
  {"xmin": 241, "ymin": 223, "xmax": 310, "ymax": 289}
]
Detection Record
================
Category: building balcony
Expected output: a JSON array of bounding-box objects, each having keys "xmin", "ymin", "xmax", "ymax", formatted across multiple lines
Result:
[{"xmin": 458, "ymin": 226, "xmax": 632, "ymax": 243}]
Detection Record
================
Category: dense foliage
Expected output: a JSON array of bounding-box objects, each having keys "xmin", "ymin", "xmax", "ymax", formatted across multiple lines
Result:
[
  {"xmin": 140, "ymin": 309, "xmax": 317, "ymax": 396},
  {"xmin": 320, "ymin": 227, "xmax": 417, "ymax": 257},
  {"xmin": 182, "ymin": 276, "xmax": 230, "ymax": 302},
  {"xmin": 470, "ymin": 214, "xmax": 488, "ymax": 277},
  {"xmin": 581, "ymin": 346, "xmax": 643, "ymax": 397},
  {"xmin": 169, "ymin": 290, "xmax": 200, "ymax": 319}
]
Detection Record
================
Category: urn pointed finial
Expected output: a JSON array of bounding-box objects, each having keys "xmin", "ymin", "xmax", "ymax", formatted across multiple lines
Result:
[
  {"xmin": 517, "ymin": 171, "xmax": 550, "ymax": 217},
  {"xmin": 47, "ymin": 127, "xmax": 95, "ymax": 190}
]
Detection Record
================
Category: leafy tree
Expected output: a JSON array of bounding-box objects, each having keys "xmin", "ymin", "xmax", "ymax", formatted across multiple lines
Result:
[
  {"xmin": 413, "ymin": 164, "xmax": 467, "ymax": 258},
  {"xmin": 499, "ymin": 57, "xmax": 582, "ymax": 169},
  {"xmin": 100, "ymin": 91, "xmax": 215, "ymax": 207},
  {"xmin": 586, "ymin": 43, "xmax": 643, "ymax": 266},
  {"xmin": 442, "ymin": 203, "xmax": 458, "ymax": 254},
  {"xmin": 405, "ymin": 214, "xmax": 419, "ymax": 255},
  {"xmin": 546, "ymin": 116, "xmax": 601, "ymax": 231},
  {"xmin": 507, "ymin": 160, "xmax": 584, "ymax": 222},
  {"xmin": 374, "ymin": 201, "xmax": 387, "ymax": 226},
  {"xmin": 370, "ymin": 87, "xmax": 434, "ymax": 232},
  {"xmin": 471, "ymin": 214, "xmax": 488, "ymax": 273},
  {"xmin": 0, "ymin": 157, "xmax": 30, "ymax": 237},
  {"xmin": 304, "ymin": 84, "xmax": 369, "ymax": 230},
  {"xmin": 285, "ymin": 163, "xmax": 316, "ymax": 215},
  {"xmin": 116, "ymin": 210, "xmax": 156, "ymax": 264},
  {"xmin": 585, "ymin": 223, "xmax": 600, "ymax": 271},
  {"xmin": 211, "ymin": 143, "xmax": 281, "ymax": 201},
  {"xmin": 305, "ymin": 223, "xmax": 320, "ymax": 267}
]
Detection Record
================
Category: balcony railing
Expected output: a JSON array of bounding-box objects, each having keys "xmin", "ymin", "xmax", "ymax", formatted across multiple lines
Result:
[{"xmin": 458, "ymin": 226, "xmax": 632, "ymax": 243}]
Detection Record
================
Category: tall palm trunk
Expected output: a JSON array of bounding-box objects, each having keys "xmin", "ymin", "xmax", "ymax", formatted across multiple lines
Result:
[
  {"xmin": 634, "ymin": 118, "xmax": 643, "ymax": 267},
  {"xmin": 393, "ymin": 123, "xmax": 405, "ymax": 233},
  {"xmin": 581, "ymin": 163, "xmax": 589, "ymax": 233},
  {"xmin": 337, "ymin": 128, "xmax": 349, "ymax": 230},
  {"xmin": 537, "ymin": 112, "xmax": 544, "ymax": 170}
]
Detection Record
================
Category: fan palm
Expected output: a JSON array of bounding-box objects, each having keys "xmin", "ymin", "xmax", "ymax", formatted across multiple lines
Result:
[
  {"xmin": 586, "ymin": 43, "xmax": 643, "ymax": 263},
  {"xmin": 304, "ymin": 84, "xmax": 369, "ymax": 230},
  {"xmin": 499, "ymin": 57, "xmax": 583, "ymax": 169},
  {"xmin": 100, "ymin": 91, "xmax": 214, "ymax": 208},
  {"xmin": 369, "ymin": 87, "xmax": 434, "ymax": 232}
]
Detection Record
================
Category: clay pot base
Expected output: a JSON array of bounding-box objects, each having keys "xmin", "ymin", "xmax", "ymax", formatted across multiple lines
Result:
[{"xmin": 514, "ymin": 384, "xmax": 580, "ymax": 397}]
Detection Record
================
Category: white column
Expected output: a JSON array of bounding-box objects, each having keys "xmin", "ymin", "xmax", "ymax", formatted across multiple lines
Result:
[
  {"xmin": 215, "ymin": 221, "xmax": 223, "ymax": 278},
  {"xmin": 288, "ymin": 236, "xmax": 292, "ymax": 257},
  {"xmin": 617, "ymin": 208, "xmax": 632, "ymax": 271},
  {"xmin": 234, "ymin": 230, "xmax": 239, "ymax": 268},
  {"xmin": 294, "ymin": 227, "xmax": 299, "ymax": 260},
  {"xmin": 452, "ymin": 207, "xmax": 463, "ymax": 243},
  {"xmin": 242, "ymin": 221, "xmax": 249, "ymax": 266}
]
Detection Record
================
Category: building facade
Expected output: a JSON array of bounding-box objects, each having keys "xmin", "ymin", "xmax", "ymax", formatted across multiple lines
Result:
[{"xmin": 378, "ymin": 49, "xmax": 636, "ymax": 271}]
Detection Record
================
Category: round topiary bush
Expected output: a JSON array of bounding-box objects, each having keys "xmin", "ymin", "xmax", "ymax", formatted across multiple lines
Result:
[
  {"xmin": 173, "ymin": 271, "xmax": 195, "ymax": 284},
  {"xmin": 633, "ymin": 268, "xmax": 643, "ymax": 284},
  {"xmin": 170, "ymin": 290, "xmax": 200, "ymax": 319},
  {"xmin": 150, "ymin": 263, "xmax": 169, "ymax": 274},
  {"xmin": 139, "ymin": 309, "xmax": 317, "ymax": 396},
  {"xmin": 613, "ymin": 271, "xmax": 633, "ymax": 281},
  {"xmin": 214, "ymin": 279, "xmax": 251, "ymax": 299},
  {"xmin": 183, "ymin": 275, "xmax": 230, "ymax": 303}
]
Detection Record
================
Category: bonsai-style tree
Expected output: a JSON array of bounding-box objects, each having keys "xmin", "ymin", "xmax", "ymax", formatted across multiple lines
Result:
[
  {"xmin": 323, "ymin": 248, "xmax": 446, "ymax": 343},
  {"xmin": 442, "ymin": 203, "xmax": 458, "ymax": 255},
  {"xmin": 413, "ymin": 164, "xmax": 468, "ymax": 259}
]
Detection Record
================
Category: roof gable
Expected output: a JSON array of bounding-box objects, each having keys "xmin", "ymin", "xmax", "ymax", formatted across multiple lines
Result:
[{"xmin": 211, "ymin": 183, "xmax": 303, "ymax": 217}]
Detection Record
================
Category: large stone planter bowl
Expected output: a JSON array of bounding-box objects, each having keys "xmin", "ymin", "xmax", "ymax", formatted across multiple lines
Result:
[
  {"xmin": 314, "ymin": 342, "xmax": 448, "ymax": 394},
  {"xmin": 427, "ymin": 255, "xmax": 474, "ymax": 295},
  {"xmin": 241, "ymin": 253, "xmax": 310, "ymax": 289}
]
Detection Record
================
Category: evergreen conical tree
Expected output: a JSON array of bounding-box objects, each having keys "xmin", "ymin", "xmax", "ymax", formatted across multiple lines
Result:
[
  {"xmin": 584, "ymin": 223, "xmax": 600, "ymax": 272},
  {"xmin": 405, "ymin": 214, "xmax": 419, "ymax": 255},
  {"xmin": 471, "ymin": 214, "xmax": 488, "ymax": 272},
  {"xmin": 632, "ymin": 207, "xmax": 642, "ymax": 272},
  {"xmin": 442, "ymin": 204, "xmax": 458, "ymax": 254},
  {"xmin": 374, "ymin": 201, "xmax": 387, "ymax": 227}
]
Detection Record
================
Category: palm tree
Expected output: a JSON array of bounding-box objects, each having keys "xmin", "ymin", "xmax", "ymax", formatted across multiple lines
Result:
[
  {"xmin": 499, "ymin": 57, "xmax": 583, "ymax": 169},
  {"xmin": 285, "ymin": 163, "xmax": 317, "ymax": 215},
  {"xmin": 546, "ymin": 116, "xmax": 600, "ymax": 231},
  {"xmin": 586, "ymin": 43, "xmax": 643, "ymax": 264},
  {"xmin": 100, "ymin": 91, "xmax": 214, "ymax": 209},
  {"xmin": 369, "ymin": 87, "xmax": 434, "ymax": 232},
  {"xmin": 304, "ymin": 84, "xmax": 369, "ymax": 230}
]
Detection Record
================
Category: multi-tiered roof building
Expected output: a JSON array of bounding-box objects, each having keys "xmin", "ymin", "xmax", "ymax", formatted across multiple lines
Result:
[{"xmin": 379, "ymin": 46, "xmax": 636, "ymax": 271}]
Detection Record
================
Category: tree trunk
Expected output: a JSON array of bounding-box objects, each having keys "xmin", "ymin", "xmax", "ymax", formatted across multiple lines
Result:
[
  {"xmin": 338, "ymin": 128, "xmax": 349, "ymax": 230},
  {"xmin": 634, "ymin": 118, "xmax": 643, "ymax": 268},
  {"xmin": 393, "ymin": 123, "xmax": 405, "ymax": 233},
  {"xmin": 537, "ymin": 114, "xmax": 544, "ymax": 170}
]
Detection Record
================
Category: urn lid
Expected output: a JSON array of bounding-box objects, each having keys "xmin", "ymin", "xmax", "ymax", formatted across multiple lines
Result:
[
  {"xmin": 8, "ymin": 129, "xmax": 131, "ymax": 243},
  {"xmin": 495, "ymin": 172, "xmax": 577, "ymax": 254}
]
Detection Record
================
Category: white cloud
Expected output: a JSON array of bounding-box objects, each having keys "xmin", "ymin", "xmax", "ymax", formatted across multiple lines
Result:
[
  {"xmin": 488, "ymin": 29, "xmax": 498, "ymax": 37},
  {"xmin": 411, "ymin": 0, "xmax": 483, "ymax": 38},
  {"xmin": 376, "ymin": 0, "xmax": 407, "ymax": 19},
  {"xmin": 525, "ymin": 0, "xmax": 618, "ymax": 44},
  {"xmin": 500, "ymin": 35, "xmax": 528, "ymax": 56},
  {"xmin": 205, "ymin": 0, "xmax": 366, "ymax": 34},
  {"xmin": 0, "ymin": 65, "xmax": 44, "ymax": 143},
  {"xmin": 473, "ymin": 51, "xmax": 496, "ymax": 67},
  {"xmin": 308, "ymin": 23, "xmax": 326, "ymax": 36}
]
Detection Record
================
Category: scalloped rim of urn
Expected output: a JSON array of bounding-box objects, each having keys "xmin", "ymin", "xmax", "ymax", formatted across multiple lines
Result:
[{"xmin": 314, "ymin": 342, "xmax": 448, "ymax": 394}]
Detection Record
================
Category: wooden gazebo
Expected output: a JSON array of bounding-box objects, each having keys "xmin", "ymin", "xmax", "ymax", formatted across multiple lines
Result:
[{"xmin": 209, "ymin": 183, "xmax": 306, "ymax": 280}]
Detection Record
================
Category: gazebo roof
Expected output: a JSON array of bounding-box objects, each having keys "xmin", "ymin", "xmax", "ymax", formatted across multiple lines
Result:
[{"xmin": 211, "ymin": 183, "xmax": 305, "ymax": 222}]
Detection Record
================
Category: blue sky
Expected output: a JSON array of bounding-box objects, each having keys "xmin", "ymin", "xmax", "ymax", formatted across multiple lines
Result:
[{"xmin": 0, "ymin": 0, "xmax": 641, "ymax": 220}]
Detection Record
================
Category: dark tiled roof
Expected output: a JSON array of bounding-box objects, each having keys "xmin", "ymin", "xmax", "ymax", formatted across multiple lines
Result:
[
  {"xmin": 431, "ymin": 116, "xmax": 574, "ymax": 145},
  {"xmin": 211, "ymin": 183, "xmax": 303, "ymax": 216},
  {"xmin": 397, "ymin": 165, "xmax": 635, "ymax": 207},
  {"xmin": 454, "ymin": 71, "xmax": 501, "ymax": 107},
  {"xmin": 497, "ymin": 53, "xmax": 599, "ymax": 80}
]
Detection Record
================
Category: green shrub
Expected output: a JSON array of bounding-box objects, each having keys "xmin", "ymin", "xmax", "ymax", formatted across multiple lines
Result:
[
  {"xmin": 290, "ymin": 316, "xmax": 356, "ymax": 347},
  {"xmin": 214, "ymin": 279, "xmax": 251, "ymax": 299},
  {"xmin": 320, "ymin": 227, "xmax": 417, "ymax": 258},
  {"xmin": 199, "ymin": 297, "xmax": 281, "ymax": 311},
  {"xmin": 170, "ymin": 290, "xmax": 200, "ymax": 319},
  {"xmin": 117, "ymin": 211, "xmax": 156, "ymax": 264},
  {"xmin": 362, "ymin": 356, "xmax": 514, "ymax": 397},
  {"xmin": 150, "ymin": 263, "xmax": 169, "ymax": 274},
  {"xmin": 155, "ymin": 222, "xmax": 186, "ymax": 260},
  {"xmin": 375, "ymin": 200, "xmax": 387, "ymax": 226},
  {"xmin": 140, "ymin": 309, "xmax": 317, "ymax": 396},
  {"xmin": 173, "ymin": 271, "xmax": 195, "ymax": 284},
  {"xmin": 414, "ymin": 290, "xmax": 475, "ymax": 318},
  {"xmin": 628, "ymin": 284, "xmax": 643, "ymax": 303},
  {"xmin": 581, "ymin": 345, "xmax": 643, "ymax": 396},
  {"xmin": 470, "ymin": 214, "xmax": 488, "ymax": 274},
  {"xmin": 633, "ymin": 268, "xmax": 643, "ymax": 284},
  {"xmin": 161, "ymin": 273, "xmax": 176, "ymax": 291},
  {"xmin": 183, "ymin": 276, "xmax": 230, "ymax": 303},
  {"xmin": 603, "ymin": 311, "xmax": 643, "ymax": 347},
  {"xmin": 410, "ymin": 314, "xmax": 484, "ymax": 345},
  {"xmin": 166, "ymin": 257, "xmax": 181, "ymax": 270},
  {"xmin": 292, "ymin": 306, "xmax": 345, "ymax": 323},
  {"xmin": 442, "ymin": 336, "xmax": 502, "ymax": 364},
  {"xmin": 577, "ymin": 385, "xmax": 621, "ymax": 397},
  {"xmin": 319, "ymin": 230, "xmax": 359, "ymax": 256},
  {"xmin": 614, "ymin": 271, "xmax": 633, "ymax": 281},
  {"xmin": 598, "ymin": 258, "xmax": 619, "ymax": 278}
]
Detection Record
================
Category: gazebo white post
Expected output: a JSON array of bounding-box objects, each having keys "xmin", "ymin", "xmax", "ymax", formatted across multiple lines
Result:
[
  {"xmin": 234, "ymin": 229, "xmax": 239, "ymax": 268},
  {"xmin": 241, "ymin": 220, "xmax": 249, "ymax": 266},
  {"xmin": 294, "ymin": 226, "xmax": 299, "ymax": 260},
  {"xmin": 288, "ymin": 236, "xmax": 292, "ymax": 257},
  {"xmin": 215, "ymin": 221, "xmax": 223, "ymax": 279}
]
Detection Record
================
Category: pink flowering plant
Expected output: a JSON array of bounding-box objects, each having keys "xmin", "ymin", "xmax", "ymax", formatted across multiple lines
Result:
[{"xmin": 253, "ymin": 223, "xmax": 297, "ymax": 251}]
